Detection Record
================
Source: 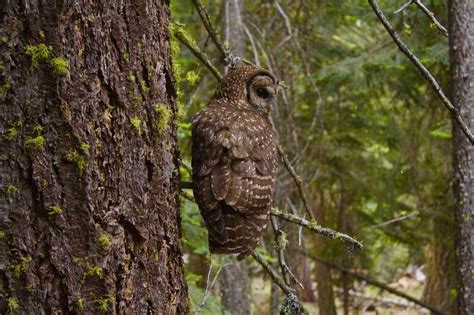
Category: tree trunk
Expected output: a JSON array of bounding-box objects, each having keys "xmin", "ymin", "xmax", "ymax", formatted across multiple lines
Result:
[
  {"xmin": 0, "ymin": 1, "xmax": 187, "ymax": 313},
  {"xmin": 220, "ymin": 260, "xmax": 250, "ymax": 315},
  {"xmin": 422, "ymin": 210, "xmax": 458, "ymax": 314},
  {"xmin": 449, "ymin": 0, "xmax": 474, "ymax": 314},
  {"xmin": 218, "ymin": 1, "xmax": 251, "ymax": 314},
  {"xmin": 314, "ymin": 189, "xmax": 337, "ymax": 315}
]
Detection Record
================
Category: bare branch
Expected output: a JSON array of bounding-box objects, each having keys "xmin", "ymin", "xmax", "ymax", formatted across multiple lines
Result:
[
  {"xmin": 270, "ymin": 217, "xmax": 304, "ymax": 289},
  {"xmin": 394, "ymin": 0, "xmax": 448, "ymax": 37},
  {"xmin": 194, "ymin": 258, "xmax": 223, "ymax": 314},
  {"xmin": 413, "ymin": 0, "xmax": 448, "ymax": 37},
  {"xmin": 278, "ymin": 145, "xmax": 316, "ymax": 220},
  {"xmin": 368, "ymin": 211, "xmax": 417, "ymax": 229},
  {"xmin": 393, "ymin": 0, "xmax": 412, "ymax": 14},
  {"xmin": 251, "ymin": 250, "xmax": 294, "ymax": 295},
  {"xmin": 368, "ymin": 0, "xmax": 474, "ymax": 145},
  {"xmin": 191, "ymin": 0, "xmax": 228, "ymax": 58},
  {"xmin": 271, "ymin": 208, "xmax": 364, "ymax": 251}
]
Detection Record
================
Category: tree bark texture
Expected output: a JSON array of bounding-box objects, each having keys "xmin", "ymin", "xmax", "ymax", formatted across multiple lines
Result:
[
  {"xmin": 0, "ymin": 1, "xmax": 187, "ymax": 313},
  {"xmin": 218, "ymin": 1, "xmax": 251, "ymax": 314},
  {"xmin": 449, "ymin": 0, "xmax": 474, "ymax": 314}
]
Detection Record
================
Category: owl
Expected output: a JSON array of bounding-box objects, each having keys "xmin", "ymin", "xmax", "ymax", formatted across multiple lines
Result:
[{"xmin": 191, "ymin": 65, "xmax": 280, "ymax": 259}]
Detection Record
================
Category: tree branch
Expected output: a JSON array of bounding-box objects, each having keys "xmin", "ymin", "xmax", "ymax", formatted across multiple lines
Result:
[
  {"xmin": 368, "ymin": 0, "xmax": 474, "ymax": 145},
  {"xmin": 413, "ymin": 0, "xmax": 448, "ymax": 37},
  {"xmin": 394, "ymin": 0, "xmax": 448, "ymax": 37},
  {"xmin": 171, "ymin": 25, "xmax": 222, "ymax": 81},
  {"xmin": 191, "ymin": 0, "xmax": 228, "ymax": 59},
  {"xmin": 251, "ymin": 250, "xmax": 294, "ymax": 295},
  {"xmin": 271, "ymin": 208, "xmax": 364, "ymax": 251},
  {"xmin": 278, "ymin": 145, "xmax": 315, "ymax": 220}
]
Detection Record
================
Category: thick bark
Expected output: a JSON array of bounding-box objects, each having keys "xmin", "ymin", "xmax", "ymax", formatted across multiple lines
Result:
[
  {"xmin": 449, "ymin": 0, "xmax": 474, "ymax": 314},
  {"xmin": 0, "ymin": 1, "xmax": 187, "ymax": 313}
]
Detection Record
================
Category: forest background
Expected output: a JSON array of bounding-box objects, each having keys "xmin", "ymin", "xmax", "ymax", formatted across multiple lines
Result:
[{"xmin": 173, "ymin": 0, "xmax": 459, "ymax": 314}]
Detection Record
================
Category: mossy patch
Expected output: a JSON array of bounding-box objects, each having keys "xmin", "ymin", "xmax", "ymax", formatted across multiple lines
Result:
[
  {"xmin": 0, "ymin": 231, "xmax": 5, "ymax": 238},
  {"xmin": 5, "ymin": 184, "xmax": 19, "ymax": 195},
  {"xmin": 8, "ymin": 256, "xmax": 32, "ymax": 278},
  {"xmin": 25, "ymin": 44, "xmax": 53, "ymax": 68},
  {"xmin": 84, "ymin": 266, "xmax": 103, "ymax": 279},
  {"xmin": 80, "ymin": 141, "xmax": 90, "ymax": 153},
  {"xmin": 98, "ymin": 233, "xmax": 111, "ymax": 250},
  {"xmin": 25, "ymin": 43, "xmax": 69, "ymax": 76},
  {"xmin": 48, "ymin": 205, "xmax": 63, "ymax": 216},
  {"xmin": 139, "ymin": 79, "xmax": 149, "ymax": 94},
  {"xmin": 130, "ymin": 116, "xmax": 142, "ymax": 135},
  {"xmin": 134, "ymin": 94, "xmax": 143, "ymax": 105},
  {"xmin": 66, "ymin": 149, "xmax": 86, "ymax": 175},
  {"xmin": 25, "ymin": 125, "xmax": 45, "ymax": 149},
  {"xmin": 7, "ymin": 127, "xmax": 18, "ymax": 141},
  {"xmin": 153, "ymin": 104, "xmax": 172, "ymax": 135},
  {"xmin": 0, "ymin": 79, "xmax": 12, "ymax": 98},
  {"xmin": 98, "ymin": 293, "xmax": 116, "ymax": 313},
  {"xmin": 24, "ymin": 135, "xmax": 45, "ymax": 149},
  {"xmin": 7, "ymin": 297, "xmax": 18, "ymax": 315},
  {"xmin": 50, "ymin": 56, "xmax": 69, "ymax": 76},
  {"xmin": 129, "ymin": 72, "xmax": 136, "ymax": 83},
  {"xmin": 185, "ymin": 70, "xmax": 200, "ymax": 85},
  {"xmin": 77, "ymin": 298, "xmax": 85, "ymax": 311}
]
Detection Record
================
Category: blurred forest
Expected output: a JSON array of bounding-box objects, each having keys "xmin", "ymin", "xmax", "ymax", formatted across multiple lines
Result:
[{"xmin": 172, "ymin": 0, "xmax": 458, "ymax": 314}]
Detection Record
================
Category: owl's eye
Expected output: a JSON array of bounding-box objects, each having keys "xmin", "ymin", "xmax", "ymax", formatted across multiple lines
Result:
[{"xmin": 256, "ymin": 88, "xmax": 270, "ymax": 99}]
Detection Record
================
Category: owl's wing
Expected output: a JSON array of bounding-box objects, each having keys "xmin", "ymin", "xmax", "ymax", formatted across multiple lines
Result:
[
  {"xmin": 192, "ymin": 104, "xmax": 279, "ymax": 255},
  {"xmin": 192, "ymin": 104, "xmax": 279, "ymax": 215}
]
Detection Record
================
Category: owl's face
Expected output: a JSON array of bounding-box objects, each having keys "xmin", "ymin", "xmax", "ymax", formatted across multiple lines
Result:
[
  {"xmin": 213, "ymin": 65, "xmax": 279, "ymax": 116},
  {"xmin": 247, "ymin": 75, "xmax": 278, "ymax": 115}
]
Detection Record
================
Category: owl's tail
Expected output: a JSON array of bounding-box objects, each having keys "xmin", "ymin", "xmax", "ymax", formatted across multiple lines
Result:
[{"xmin": 205, "ymin": 204, "xmax": 270, "ymax": 259}]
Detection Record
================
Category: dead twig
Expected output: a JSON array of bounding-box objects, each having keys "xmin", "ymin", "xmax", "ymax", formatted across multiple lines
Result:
[{"xmin": 368, "ymin": 0, "xmax": 474, "ymax": 145}]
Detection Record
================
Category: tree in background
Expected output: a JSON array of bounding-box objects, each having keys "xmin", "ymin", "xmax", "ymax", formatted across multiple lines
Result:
[
  {"xmin": 449, "ymin": 0, "xmax": 473, "ymax": 313},
  {"xmin": 0, "ymin": 2, "xmax": 187, "ymax": 313},
  {"xmin": 218, "ymin": 1, "xmax": 252, "ymax": 314}
]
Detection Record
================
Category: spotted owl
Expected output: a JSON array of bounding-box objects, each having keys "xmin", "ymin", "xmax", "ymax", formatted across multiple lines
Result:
[{"xmin": 191, "ymin": 65, "xmax": 280, "ymax": 259}]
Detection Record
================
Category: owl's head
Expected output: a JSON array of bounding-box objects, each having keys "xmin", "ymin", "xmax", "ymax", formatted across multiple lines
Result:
[{"xmin": 214, "ymin": 65, "xmax": 278, "ymax": 116}]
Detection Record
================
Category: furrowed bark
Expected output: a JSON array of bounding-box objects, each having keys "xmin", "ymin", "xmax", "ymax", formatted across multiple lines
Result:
[{"xmin": 0, "ymin": 1, "xmax": 187, "ymax": 313}]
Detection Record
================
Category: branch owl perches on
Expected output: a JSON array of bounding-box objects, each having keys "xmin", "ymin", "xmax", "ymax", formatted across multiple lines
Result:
[{"xmin": 191, "ymin": 65, "xmax": 280, "ymax": 259}]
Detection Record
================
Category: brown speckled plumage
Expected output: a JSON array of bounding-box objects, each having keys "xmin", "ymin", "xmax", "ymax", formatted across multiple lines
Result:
[{"xmin": 192, "ymin": 65, "xmax": 280, "ymax": 259}]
